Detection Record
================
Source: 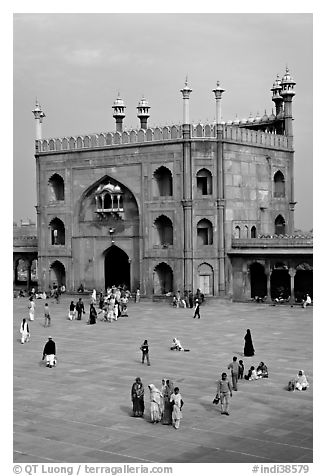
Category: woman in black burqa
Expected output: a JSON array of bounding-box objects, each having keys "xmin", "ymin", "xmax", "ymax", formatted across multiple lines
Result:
[{"xmin": 244, "ymin": 329, "xmax": 255, "ymax": 356}]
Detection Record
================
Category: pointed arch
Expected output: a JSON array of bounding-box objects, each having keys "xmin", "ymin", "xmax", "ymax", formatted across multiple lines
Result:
[
  {"xmin": 274, "ymin": 170, "xmax": 285, "ymax": 197},
  {"xmin": 48, "ymin": 173, "xmax": 65, "ymax": 201},
  {"xmin": 49, "ymin": 217, "xmax": 65, "ymax": 245},
  {"xmin": 251, "ymin": 226, "xmax": 257, "ymax": 238},
  {"xmin": 153, "ymin": 262, "xmax": 173, "ymax": 294},
  {"xmin": 197, "ymin": 218, "xmax": 213, "ymax": 245},
  {"xmin": 153, "ymin": 215, "xmax": 173, "ymax": 246},
  {"xmin": 153, "ymin": 166, "xmax": 173, "ymax": 197},
  {"xmin": 49, "ymin": 260, "xmax": 66, "ymax": 287},
  {"xmin": 196, "ymin": 168, "xmax": 212, "ymax": 195},
  {"xmin": 275, "ymin": 214, "xmax": 286, "ymax": 235}
]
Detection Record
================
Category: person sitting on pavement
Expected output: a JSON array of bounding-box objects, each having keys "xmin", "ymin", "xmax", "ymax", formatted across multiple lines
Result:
[
  {"xmin": 295, "ymin": 370, "xmax": 309, "ymax": 391},
  {"xmin": 256, "ymin": 362, "xmax": 269, "ymax": 378},
  {"xmin": 244, "ymin": 365, "xmax": 258, "ymax": 380}
]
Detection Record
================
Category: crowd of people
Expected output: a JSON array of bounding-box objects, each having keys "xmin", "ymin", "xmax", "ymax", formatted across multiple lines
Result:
[{"xmin": 17, "ymin": 286, "xmax": 311, "ymax": 429}]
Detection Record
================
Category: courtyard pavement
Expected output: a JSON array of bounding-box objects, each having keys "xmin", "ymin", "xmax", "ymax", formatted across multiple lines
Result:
[{"xmin": 13, "ymin": 296, "xmax": 313, "ymax": 464}]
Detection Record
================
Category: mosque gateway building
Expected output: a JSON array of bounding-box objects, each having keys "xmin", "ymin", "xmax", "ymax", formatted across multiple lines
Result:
[{"xmin": 31, "ymin": 69, "xmax": 312, "ymax": 302}]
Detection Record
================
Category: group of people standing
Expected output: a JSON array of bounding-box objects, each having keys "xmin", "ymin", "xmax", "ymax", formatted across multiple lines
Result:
[
  {"xmin": 171, "ymin": 289, "xmax": 205, "ymax": 309},
  {"xmin": 131, "ymin": 377, "xmax": 183, "ymax": 429},
  {"xmin": 87, "ymin": 286, "xmax": 130, "ymax": 324}
]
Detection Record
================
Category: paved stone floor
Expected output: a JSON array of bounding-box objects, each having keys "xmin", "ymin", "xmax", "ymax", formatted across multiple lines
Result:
[{"xmin": 13, "ymin": 296, "xmax": 313, "ymax": 463}]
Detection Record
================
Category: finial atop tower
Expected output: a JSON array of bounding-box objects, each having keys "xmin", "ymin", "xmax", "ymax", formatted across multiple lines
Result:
[
  {"xmin": 112, "ymin": 93, "xmax": 126, "ymax": 133},
  {"xmin": 32, "ymin": 99, "xmax": 45, "ymax": 140},
  {"xmin": 137, "ymin": 96, "xmax": 151, "ymax": 130}
]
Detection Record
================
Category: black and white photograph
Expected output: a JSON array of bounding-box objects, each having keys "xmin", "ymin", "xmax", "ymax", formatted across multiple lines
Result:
[{"xmin": 8, "ymin": 3, "xmax": 318, "ymax": 475}]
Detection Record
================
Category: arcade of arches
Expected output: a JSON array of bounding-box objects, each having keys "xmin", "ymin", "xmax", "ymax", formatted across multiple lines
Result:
[{"xmin": 248, "ymin": 260, "xmax": 313, "ymax": 302}]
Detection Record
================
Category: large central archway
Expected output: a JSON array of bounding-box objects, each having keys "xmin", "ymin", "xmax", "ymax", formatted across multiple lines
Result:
[{"xmin": 104, "ymin": 245, "xmax": 130, "ymax": 289}]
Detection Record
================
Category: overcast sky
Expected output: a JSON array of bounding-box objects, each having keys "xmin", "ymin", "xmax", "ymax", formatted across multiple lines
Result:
[{"xmin": 13, "ymin": 13, "xmax": 313, "ymax": 230}]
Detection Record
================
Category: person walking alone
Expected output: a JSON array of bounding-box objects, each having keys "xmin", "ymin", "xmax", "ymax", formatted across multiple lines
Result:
[
  {"xmin": 216, "ymin": 372, "xmax": 232, "ymax": 415},
  {"xmin": 227, "ymin": 356, "xmax": 239, "ymax": 391},
  {"xmin": 28, "ymin": 297, "xmax": 35, "ymax": 321},
  {"xmin": 244, "ymin": 329, "xmax": 255, "ymax": 357},
  {"xmin": 76, "ymin": 298, "xmax": 85, "ymax": 320},
  {"xmin": 140, "ymin": 339, "xmax": 150, "ymax": 365},
  {"xmin": 20, "ymin": 318, "xmax": 30, "ymax": 344},
  {"xmin": 42, "ymin": 337, "xmax": 56, "ymax": 368},
  {"xmin": 44, "ymin": 303, "xmax": 51, "ymax": 327},
  {"xmin": 193, "ymin": 299, "xmax": 201, "ymax": 319}
]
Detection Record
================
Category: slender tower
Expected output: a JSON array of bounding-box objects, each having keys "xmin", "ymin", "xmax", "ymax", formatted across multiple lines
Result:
[
  {"xmin": 137, "ymin": 97, "xmax": 150, "ymax": 130},
  {"xmin": 212, "ymin": 81, "xmax": 226, "ymax": 295},
  {"xmin": 32, "ymin": 99, "xmax": 45, "ymax": 140},
  {"xmin": 180, "ymin": 77, "xmax": 193, "ymax": 293},
  {"xmin": 280, "ymin": 67, "xmax": 296, "ymax": 146},
  {"xmin": 280, "ymin": 67, "xmax": 296, "ymax": 234},
  {"xmin": 271, "ymin": 74, "xmax": 284, "ymax": 117},
  {"xmin": 112, "ymin": 94, "xmax": 126, "ymax": 133}
]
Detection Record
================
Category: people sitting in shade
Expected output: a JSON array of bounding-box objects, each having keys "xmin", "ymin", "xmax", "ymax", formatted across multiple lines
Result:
[
  {"xmin": 244, "ymin": 366, "xmax": 258, "ymax": 380},
  {"xmin": 302, "ymin": 294, "xmax": 312, "ymax": 308},
  {"xmin": 256, "ymin": 362, "xmax": 269, "ymax": 378},
  {"xmin": 77, "ymin": 283, "xmax": 84, "ymax": 293},
  {"xmin": 295, "ymin": 370, "xmax": 309, "ymax": 391}
]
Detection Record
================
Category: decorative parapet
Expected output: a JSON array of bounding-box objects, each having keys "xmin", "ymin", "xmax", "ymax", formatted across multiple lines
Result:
[
  {"xmin": 223, "ymin": 125, "xmax": 288, "ymax": 148},
  {"xmin": 232, "ymin": 235, "xmax": 313, "ymax": 248},
  {"xmin": 35, "ymin": 123, "xmax": 289, "ymax": 153},
  {"xmin": 14, "ymin": 236, "xmax": 38, "ymax": 247}
]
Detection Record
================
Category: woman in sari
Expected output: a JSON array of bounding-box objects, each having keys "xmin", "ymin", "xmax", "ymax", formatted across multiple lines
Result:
[
  {"xmin": 148, "ymin": 384, "xmax": 163, "ymax": 423},
  {"xmin": 244, "ymin": 329, "xmax": 255, "ymax": 356},
  {"xmin": 131, "ymin": 377, "xmax": 145, "ymax": 417},
  {"xmin": 161, "ymin": 379, "xmax": 174, "ymax": 425}
]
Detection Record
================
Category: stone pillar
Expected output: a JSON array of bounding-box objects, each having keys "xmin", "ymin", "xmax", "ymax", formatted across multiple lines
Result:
[
  {"xmin": 26, "ymin": 261, "xmax": 32, "ymax": 291},
  {"xmin": 213, "ymin": 82, "xmax": 226, "ymax": 295},
  {"xmin": 265, "ymin": 262, "xmax": 272, "ymax": 303},
  {"xmin": 289, "ymin": 267, "xmax": 296, "ymax": 304},
  {"xmin": 181, "ymin": 80, "xmax": 193, "ymax": 293},
  {"xmin": 243, "ymin": 262, "xmax": 251, "ymax": 300}
]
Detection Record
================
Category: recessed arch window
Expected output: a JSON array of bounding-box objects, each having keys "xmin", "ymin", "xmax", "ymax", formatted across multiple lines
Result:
[
  {"xmin": 49, "ymin": 217, "xmax": 65, "ymax": 245},
  {"xmin": 234, "ymin": 226, "xmax": 241, "ymax": 239},
  {"xmin": 196, "ymin": 168, "xmax": 212, "ymax": 196},
  {"xmin": 251, "ymin": 226, "xmax": 257, "ymax": 238},
  {"xmin": 48, "ymin": 174, "xmax": 65, "ymax": 201},
  {"xmin": 275, "ymin": 215, "xmax": 286, "ymax": 235},
  {"xmin": 153, "ymin": 166, "xmax": 173, "ymax": 197},
  {"xmin": 197, "ymin": 219, "xmax": 213, "ymax": 245},
  {"xmin": 274, "ymin": 171, "xmax": 285, "ymax": 198},
  {"xmin": 153, "ymin": 262, "xmax": 173, "ymax": 294},
  {"xmin": 153, "ymin": 215, "xmax": 173, "ymax": 246}
]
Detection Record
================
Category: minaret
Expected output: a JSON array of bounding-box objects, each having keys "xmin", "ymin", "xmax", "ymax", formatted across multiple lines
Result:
[
  {"xmin": 281, "ymin": 67, "xmax": 296, "ymax": 235},
  {"xmin": 213, "ymin": 81, "xmax": 226, "ymax": 295},
  {"xmin": 212, "ymin": 81, "xmax": 225, "ymax": 126},
  {"xmin": 137, "ymin": 97, "xmax": 150, "ymax": 130},
  {"xmin": 271, "ymin": 74, "xmax": 284, "ymax": 116},
  {"xmin": 280, "ymin": 67, "xmax": 296, "ymax": 143},
  {"xmin": 32, "ymin": 99, "xmax": 45, "ymax": 140},
  {"xmin": 180, "ymin": 77, "xmax": 193, "ymax": 293},
  {"xmin": 112, "ymin": 93, "xmax": 126, "ymax": 133},
  {"xmin": 180, "ymin": 76, "xmax": 192, "ymax": 131}
]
